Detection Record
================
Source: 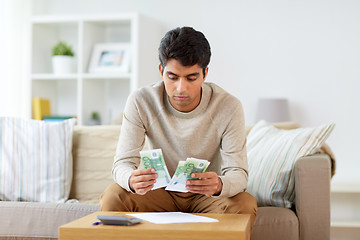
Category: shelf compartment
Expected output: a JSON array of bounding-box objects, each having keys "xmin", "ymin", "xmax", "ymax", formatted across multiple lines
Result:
[
  {"xmin": 82, "ymin": 20, "xmax": 132, "ymax": 74},
  {"xmin": 31, "ymin": 21, "xmax": 78, "ymax": 74},
  {"xmin": 81, "ymin": 79, "xmax": 129, "ymax": 125},
  {"xmin": 31, "ymin": 79, "xmax": 78, "ymax": 117}
]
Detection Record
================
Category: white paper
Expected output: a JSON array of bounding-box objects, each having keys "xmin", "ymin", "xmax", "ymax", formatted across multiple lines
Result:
[{"xmin": 126, "ymin": 212, "xmax": 219, "ymax": 224}]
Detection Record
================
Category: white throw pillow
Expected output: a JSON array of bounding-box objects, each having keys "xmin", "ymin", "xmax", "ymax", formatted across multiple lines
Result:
[
  {"xmin": 0, "ymin": 117, "xmax": 76, "ymax": 202},
  {"xmin": 246, "ymin": 120, "xmax": 335, "ymax": 208}
]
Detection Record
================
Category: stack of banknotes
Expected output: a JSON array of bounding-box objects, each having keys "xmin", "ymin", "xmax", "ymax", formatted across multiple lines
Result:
[{"xmin": 139, "ymin": 149, "xmax": 210, "ymax": 192}]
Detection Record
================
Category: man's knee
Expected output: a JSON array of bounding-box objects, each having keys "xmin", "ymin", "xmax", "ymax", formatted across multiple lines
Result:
[
  {"xmin": 238, "ymin": 192, "xmax": 257, "ymax": 215},
  {"xmin": 227, "ymin": 192, "xmax": 258, "ymax": 215},
  {"xmin": 100, "ymin": 182, "xmax": 129, "ymax": 211},
  {"xmin": 227, "ymin": 192, "xmax": 257, "ymax": 231}
]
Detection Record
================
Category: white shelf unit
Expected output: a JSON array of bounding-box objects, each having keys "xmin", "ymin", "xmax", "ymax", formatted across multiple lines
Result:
[
  {"xmin": 29, "ymin": 13, "xmax": 163, "ymax": 125},
  {"xmin": 330, "ymin": 182, "xmax": 360, "ymax": 240}
]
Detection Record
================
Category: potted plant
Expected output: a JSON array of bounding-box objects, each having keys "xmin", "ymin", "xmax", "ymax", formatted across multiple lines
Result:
[
  {"xmin": 52, "ymin": 41, "xmax": 75, "ymax": 74},
  {"xmin": 88, "ymin": 111, "xmax": 101, "ymax": 125}
]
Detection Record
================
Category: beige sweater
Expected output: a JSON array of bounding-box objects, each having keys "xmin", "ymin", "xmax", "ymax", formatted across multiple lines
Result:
[{"xmin": 112, "ymin": 81, "xmax": 248, "ymax": 197}]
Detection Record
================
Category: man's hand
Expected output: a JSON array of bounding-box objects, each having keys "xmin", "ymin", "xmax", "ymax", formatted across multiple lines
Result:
[
  {"xmin": 129, "ymin": 168, "xmax": 158, "ymax": 195},
  {"xmin": 186, "ymin": 172, "xmax": 223, "ymax": 197}
]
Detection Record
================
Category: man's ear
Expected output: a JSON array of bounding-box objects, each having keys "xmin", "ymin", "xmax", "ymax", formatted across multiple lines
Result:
[
  {"xmin": 203, "ymin": 67, "xmax": 209, "ymax": 81},
  {"xmin": 159, "ymin": 64, "xmax": 164, "ymax": 77}
]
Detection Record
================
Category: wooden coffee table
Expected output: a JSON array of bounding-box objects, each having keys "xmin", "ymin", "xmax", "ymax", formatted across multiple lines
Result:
[{"xmin": 59, "ymin": 211, "xmax": 250, "ymax": 240}]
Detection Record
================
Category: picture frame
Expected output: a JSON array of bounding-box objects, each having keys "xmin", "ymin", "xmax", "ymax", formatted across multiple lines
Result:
[{"xmin": 88, "ymin": 43, "xmax": 131, "ymax": 73}]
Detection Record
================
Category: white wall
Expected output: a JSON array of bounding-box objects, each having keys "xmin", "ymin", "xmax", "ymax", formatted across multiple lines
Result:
[
  {"xmin": 12, "ymin": 0, "xmax": 360, "ymax": 183},
  {"xmin": 0, "ymin": 0, "xmax": 30, "ymax": 117}
]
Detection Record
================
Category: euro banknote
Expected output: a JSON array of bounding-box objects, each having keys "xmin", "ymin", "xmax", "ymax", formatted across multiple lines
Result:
[
  {"xmin": 140, "ymin": 149, "xmax": 171, "ymax": 190},
  {"xmin": 165, "ymin": 158, "xmax": 210, "ymax": 192}
]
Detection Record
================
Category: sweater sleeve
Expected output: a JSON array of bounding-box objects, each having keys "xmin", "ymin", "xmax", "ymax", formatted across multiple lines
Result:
[
  {"xmin": 112, "ymin": 92, "xmax": 147, "ymax": 192},
  {"xmin": 217, "ymin": 103, "xmax": 248, "ymax": 198}
]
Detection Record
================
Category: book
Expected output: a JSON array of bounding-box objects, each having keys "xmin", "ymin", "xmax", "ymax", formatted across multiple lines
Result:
[
  {"xmin": 32, "ymin": 98, "xmax": 51, "ymax": 120},
  {"xmin": 43, "ymin": 115, "xmax": 75, "ymax": 122}
]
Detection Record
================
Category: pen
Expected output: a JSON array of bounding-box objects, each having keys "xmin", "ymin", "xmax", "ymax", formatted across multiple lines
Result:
[{"xmin": 92, "ymin": 221, "xmax": 101, "ymax": 225}]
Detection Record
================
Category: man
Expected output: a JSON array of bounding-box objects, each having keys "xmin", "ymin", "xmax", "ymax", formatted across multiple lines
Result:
[{"xmin": 100, "ymin": 26, "xmax": 257, "ymax": 228}]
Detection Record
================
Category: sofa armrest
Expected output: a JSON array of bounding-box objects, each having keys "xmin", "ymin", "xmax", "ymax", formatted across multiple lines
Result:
[{"xmin": 295, "ymin": 153, "xmax": 331, "ymax": 240}]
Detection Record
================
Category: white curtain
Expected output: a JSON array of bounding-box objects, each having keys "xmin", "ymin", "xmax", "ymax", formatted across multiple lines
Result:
[{"xmin": 0, "ymin": 0, "xmax": 31, "ymax": 117}]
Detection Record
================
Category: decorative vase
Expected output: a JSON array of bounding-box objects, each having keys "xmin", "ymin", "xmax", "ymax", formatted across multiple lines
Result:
[{"xmin": 52, "ymin": 55, "xmax": 74, "ymax": 74}]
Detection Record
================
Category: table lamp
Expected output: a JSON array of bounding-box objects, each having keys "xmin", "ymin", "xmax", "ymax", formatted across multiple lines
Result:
[{"xmin": 255, "ymin": 98, "xmax": 290, "ymax": 123}]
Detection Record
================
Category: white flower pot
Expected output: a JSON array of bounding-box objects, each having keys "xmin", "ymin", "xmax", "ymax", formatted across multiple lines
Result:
[{"xmin": 52, "ymin": 55, "xmax": 75, "ymax": 74}]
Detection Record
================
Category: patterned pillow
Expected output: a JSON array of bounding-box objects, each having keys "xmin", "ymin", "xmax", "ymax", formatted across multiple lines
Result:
[
  {"xmin": 0, "ymin": 117, "xmax": 76, "ymax": 202},
  {"xmin": 246, "ymin": 120, "xmax": 335, "ymax": 208}
]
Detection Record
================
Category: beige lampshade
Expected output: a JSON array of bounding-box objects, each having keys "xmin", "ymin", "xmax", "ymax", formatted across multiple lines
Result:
[{"xmin": 255, "ymin": 98, "xmax": 290, "ymax": 122}]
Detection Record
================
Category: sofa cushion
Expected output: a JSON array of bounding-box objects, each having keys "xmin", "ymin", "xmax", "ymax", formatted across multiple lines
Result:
[
  {"xmin": 246, "ymin": 120, "xmax": 334, "ymax": 208},
  {"xmin": 252, "ymin": 207, "xmax": 299, "ymax": 240},
  {"xmin": 0, "ymin": 117, "xmax": 76, "ymax": 202},
  {"xmin": 0, "ymin": 201, "xmax": 99, "ymax": 239},
  {"xmin": 69, "ymin": 125, "xmax": 121, "ymax": 204}
]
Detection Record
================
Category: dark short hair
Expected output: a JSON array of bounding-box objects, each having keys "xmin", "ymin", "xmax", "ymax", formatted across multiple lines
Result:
[{"xmin": 158, "ymin": 27, "xmax": 211, "ymax": 76}]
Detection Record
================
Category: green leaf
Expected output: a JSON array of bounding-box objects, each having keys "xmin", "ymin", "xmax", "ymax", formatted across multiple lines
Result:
[{"xmin": 52, "ymin": 41, "xmax": 75, "ymax": 56}]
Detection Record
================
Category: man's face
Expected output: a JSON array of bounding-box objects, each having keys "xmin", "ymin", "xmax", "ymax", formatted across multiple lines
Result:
[{"xmin": 159, "ymin": 59, "xmax": 208, "ymax": 113}]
